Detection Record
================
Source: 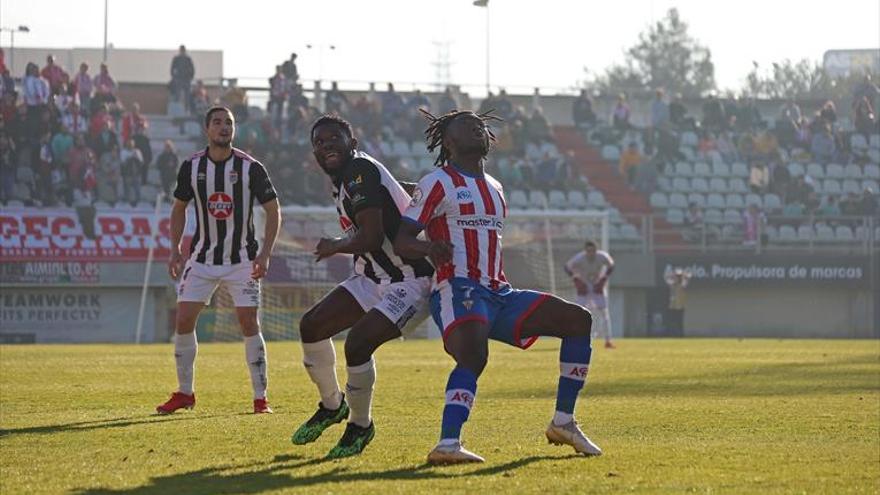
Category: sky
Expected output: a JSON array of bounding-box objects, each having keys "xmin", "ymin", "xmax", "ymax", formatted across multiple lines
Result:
[{"xmin": 2, "ymin": 0, "xmax": 878, "ymax": 95}]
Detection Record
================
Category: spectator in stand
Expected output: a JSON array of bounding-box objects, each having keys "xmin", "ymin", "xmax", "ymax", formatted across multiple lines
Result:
[
  {"xmin": 535, "ymin": 152, "xmax": 558, "ymax": 192},
  {"xmin": 61, "ymin": 101, "xmax": 88, "ymax": 136},
  {"xmin": 495, "ymin": 88, "xmax": 513, "ymax": 120},
  {"xmin": 702, "ymin": 93, "xmax": 725, "ymax": 132},
  {"xmin": 810, "ymin": 123, "xmax": 836, "ymax": 164},
  {"xmin": 716, "ymin": 130, "xmax": 738, "ymax": 163},
  {"xmin": 655, "ymin": 127, "xmax": 683, "ymax": 171},
  {"xmin": 753, "ymin": 130, "xmax": 779, "ymax": 162},
  {"xmin": 72, "ymin": 63, "xmax": 94, "ymax": 115},
  {"xmin": 90, "ymin": 118, "xmax": 118, "ymax": 158},
  {"xmin": 735, "ymin": 96, "xmax": 762, "ymax": 132},
  {"xmin": 634, "ymin": 157, "xmax": 659, "ymax": 194},
  {"xmin": 53, "ymin": 82, "xmax": 77, "ymax": 121},
  {"xmin": 572, "ymin": 89, "xmax": 597, "ymax": 129},
  {"xmin": 782, "ymin": 199, "xmax": 805, "ymax": 223},
  {"xmin": 651, "ymin": 89, "xmax": 670, "ymax": 130},
  {"xmin": 527, "ymin": 107, "xmax": 552, "ymax": 143},
  {"xmin": 34, "ymin": 133, "xmax": 53, "ymax": 203},
  {"xmin": 771, "ymin": 161, "xmax": 791, "ymax": 198},
  {"xmin": 50, "ymin": 124, "xmax": 74, "ymax": 170},
  {"xmin": 742, "ymin": 203, "xmax": 765, "ymax": 246},
  {"xmin": 120, "ymin": 138, "xmax": 144, "ymax": 206},
  {"xmin": 817, "ymin": 195, "xmax": 841, "ymax": 218},
  {"xmin": 0, "ymin": 48, "xmax": 5, "ymax": 74},
  {"xmin": 664, "ymin": 269, "xmax": 691, "ymax": 336},
  {"xmin": 22, "ymin": 62, "xmax": 51, "ymax": 136},
  {"xmin": 221, "ymin": 80, "xmax": 248, "ymax": 121},
  {"xmin": 0, "ymin": 67, "xmax": 14, "ymax": 97},
  {"xmin": 287, "ymin": 83, "xmax": 310, "ymax": 136},
  {"xmin": 618, "ymin": 142, "xmax": 641, "ymax": 186},
  {"xmin": 325, "ymin": 81, "xmax": 348, "ymax": 114},
  {"xmin": 155, "ymin": 140, "xmax": 179, "ymax": 195},
  {"xmin": 438, "ymin": 87, "xmax": 458, "ymax": 114},
  {"xmin": 684, "ymin": 202, "xmax": 705, "ymax": 242},
  {"xmin": 68, "ymin": 134, "xmax": 96, "ymax": 204},
  {"xmin": 669, "ymin": 92, "xmax": 691, "ymax": 129},
  {"xmin": 268, "ymin": 65, "xmax": 287, "ymax": 128},
  {"xmin": 97, "ymin": 142, "xmax": 122, "ymax": 204},
  {"xmin": 281, "ymin": 52, "xmax": 299, "ymax": 85},
  {"xmin": 170, "ymin": 45, "xmax": 195, "ymax": 108},
  {"xmin": 853, "ymin": 96, "xmax": 876, "ymax": 138},
  {"xmin": 381, "ymin": 83, "xmax": 405, "ymax": 120},
  {"xmin": 41, "ymin": 55, "xmax": 69, "ymax": 95},
  {"xmin": 697, "ymin": 131, "xmax": 716, "ymax": 159},
  {"xmin": 611, "ymin": 93, "xmax": 631, "ymax": 132},
  {"xmin": 407, "ymin": 89, "xmax": 431, "ymax": 112},
  {"xmin": 749, "ymin": 161, "xmax": 769, "ymax": 194},
  {"xmin": 93, "ymin": 63, "xmax": 118, "ymax": 106},
  {"xmin": 190, "ymin": 79, "xmax": 209, "ymax": 116},
  {"xmin": 122, "ymin": 102, "xmax": 152, "ymax": 171},
  {"xmin": 819, "ymin": 100, "xmax": 837, "ymax": 127},
  {"xmin": 0, "ymin": 135, "xmax": 15, "ymax": 203},
  {"xmin": 859, "ymin": 188, "xmax": 878, "ymax": 217},
  {"xmin": 786, "ymin": 176, "xmax": 812, "ymax": 206}
]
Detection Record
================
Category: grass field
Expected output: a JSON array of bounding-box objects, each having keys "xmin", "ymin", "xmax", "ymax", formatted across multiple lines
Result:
[{"xmin": 1, "ymin": 339, "xmax": 878, "ymax": 494}]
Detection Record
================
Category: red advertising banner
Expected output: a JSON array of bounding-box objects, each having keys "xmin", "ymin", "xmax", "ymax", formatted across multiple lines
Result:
[{"xmin": 0, "ymin": 208, "xmax": 185, "ymax": 262}]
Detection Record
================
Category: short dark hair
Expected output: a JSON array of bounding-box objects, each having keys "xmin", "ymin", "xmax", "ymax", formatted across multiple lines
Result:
[
  {"xmin": 310, "ymin": 114, "xmax": 353, "ymax": 141},
  {"xmin": 204, "ymin": 106, "xmax": 233, "ymax": 128},
  {"xmin": 584, "ymin": 240, "xmax": 598, "ymax": 249}
]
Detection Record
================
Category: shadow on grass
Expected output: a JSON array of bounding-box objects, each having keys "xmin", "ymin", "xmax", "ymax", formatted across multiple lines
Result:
[
  {"xmin": 73, "ymin": 453, "xmax": 578, "ymax": 495},
  {"xmin": 492, "ymin": 353, "xmax": 880, "ymax": 399},
  {"xmin": 0, "ymin": 413, "xmax": 221, "ymax": 438}
]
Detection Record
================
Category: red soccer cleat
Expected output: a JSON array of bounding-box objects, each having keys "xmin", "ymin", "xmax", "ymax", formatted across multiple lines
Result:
[
  {"xmin": 254, "ymin": 398, "xmax": 273, "ymax": 414},
  {"xmin": 156, "ymin": 392, "xmax": 195, "ymax": 415}
]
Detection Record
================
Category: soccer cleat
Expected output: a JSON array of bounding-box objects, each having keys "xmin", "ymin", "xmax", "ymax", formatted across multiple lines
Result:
[
  {"xmin": 253, "ymin": 398, "xmax": 273, "ymax": 414},
  {"xmin": 291, "ymin": 396, "xmax": 349, "ymax": 445},
  {"xmin": 326, "ymin": 421, "xmax": 375, "ymax": 459},
  {"xmin": 426, "ymin": 441, "xmax": 485, "ymax": 464},
  {"xmin": 156, "ymin": 392, "xmax": 195, "ymax": 415},
  {"xmin": 545, "ymin": 420, "xmax": 602, "ymax": 456}
]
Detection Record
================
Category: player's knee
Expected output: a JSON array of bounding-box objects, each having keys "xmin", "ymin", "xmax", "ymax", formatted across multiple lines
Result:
[
  {"xmin": 451, "ymin": 346, "xmax": 488, "ymax": 376},
  {"xmin": 344, "ymin": 333, "xmax": 374, "ymax": 367},
  {"xmin": 299, "ymin": 308, "xmax": 323, "ymax": 343},
  {"xmin": 566, "ymin": 304, "xmax": 592, "ymax": 337}
]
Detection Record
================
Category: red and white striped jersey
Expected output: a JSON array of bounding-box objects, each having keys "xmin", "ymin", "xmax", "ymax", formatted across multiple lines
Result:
[{"xmin": 403, "ymin": 164, "xmax": 508, "ymax": 290}]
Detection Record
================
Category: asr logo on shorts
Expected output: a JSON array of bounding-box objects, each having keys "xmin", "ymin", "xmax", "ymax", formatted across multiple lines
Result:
[{"xmin": 461, "ymin": 299, "xmax": 474, "ymax": 310}]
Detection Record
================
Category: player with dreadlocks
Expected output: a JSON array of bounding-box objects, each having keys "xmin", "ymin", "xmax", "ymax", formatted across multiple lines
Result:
[{"xmin": 394, "ymin": 109, "xmax": 602, "ymax": 464}]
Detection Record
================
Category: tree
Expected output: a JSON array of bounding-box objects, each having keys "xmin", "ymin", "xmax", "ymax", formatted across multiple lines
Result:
[
  {"xmin": 742, "ymin": 58, "xmax": 875, "ymax": 103},
  {"xmin": 589, "ymin": 8, "xmax": 716, "ymax": 97}
]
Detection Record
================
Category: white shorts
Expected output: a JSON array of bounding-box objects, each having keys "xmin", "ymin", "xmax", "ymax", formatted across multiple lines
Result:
[
  {"xmin": 576, "ymin": 293, "xmax": 607, "ymax": 310},
  {"xmin": 341, "ymin": 274, "xmax": 432, "ymax": 332},
  {"xmin": 176, "ymin": 260, "xmax": 261, "ymax": 307}
]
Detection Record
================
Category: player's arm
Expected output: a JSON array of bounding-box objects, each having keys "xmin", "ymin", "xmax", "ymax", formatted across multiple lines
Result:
[
  {"xmin": 398, "ymin": 181, "xmax": 417, "ymax": 196},
  {"xmin": 564, "ymin": 252, "xmax": 588, "ymax": 294},
  {"xmin": 168, "ymin": 160, "xmax": 194, "ymax": 280},
  {"xmin": 314, "ymin": 207, "xmax": 384, "ymax": 261},
  {"xmin": 249, "ymin": 161, "xmax": 280, "ymax": 279},
  {"xmin": 393, "ymin": 220, "xmax": 452, "ymax": 267}
]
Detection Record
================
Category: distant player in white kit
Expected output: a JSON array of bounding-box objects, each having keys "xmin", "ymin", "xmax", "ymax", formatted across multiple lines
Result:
[{"xmin": 565, "ymin": 240, "xmax": 616, "ymax": 349}]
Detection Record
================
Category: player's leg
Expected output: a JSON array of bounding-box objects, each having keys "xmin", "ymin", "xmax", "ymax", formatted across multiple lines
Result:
[
  {"xmin": 515, "ymin": 294, "xmax": 602, "ymax": 456},
  {"xmin": 427, "ymin": 280, "xmax": 491, "ymax": 464},
  {"xmin": 600, "ymin": 304, "xmax": 615, "ymax": 348},
  {"xmin": 291, "ymin": 277, "xmax": 372, "ymax": 444}
]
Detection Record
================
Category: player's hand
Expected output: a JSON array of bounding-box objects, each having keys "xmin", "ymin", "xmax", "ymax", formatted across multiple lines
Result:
[
  {"xmin": 594, "ymin": 276, "xmax": 607, "ymax": 292},
  {"xmin": 314, "ymin": 237, "xmax": 340, "ymax": 262},
  {"xmin": 168, "ymin": 249, "xmax": 185, "ymax": 280},
  {"xmin": 573, "ymin": 276, "xmax": 588, "ymax": 295},
  {"xmin": 427, "ymin": 240, "xmax": 453, "ymax": 267},
  {"xmin": 252, "ymin": 252, "xmax": 270, "ymax": 280}
]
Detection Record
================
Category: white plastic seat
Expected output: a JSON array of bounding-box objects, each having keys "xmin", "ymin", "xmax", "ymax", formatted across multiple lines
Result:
[
  {"xmin": 528, "ymin": 190, "xmax": 548, "ymax": 209},
  {"xmin": 709, "ymin": 177, "xmax": 727, "ymax": 192},
  {"xmin": 869, "ymin": 148, "xmax": 880, "ymax": 164},
  {"xmin": 509, "ymin": 190, "xmax": 529, "ymax": 208},
  {"xmin": 822, "ymin": 179, "xmax": 841, "ymax": 196},
  {"xmin": 806, "ymin": 163, "xmax": 825, "ymax": 179},
  {"xmin": 586, "ymin": 190, "xmax": 606, "ymax": 207},
  {"xmin": 568, "ymin": 190, "xmax": 587, "ymax": 208},
  {"xmin": 675, "ymin": 161, "xmax": 694, "ymax": 177},
  {"xmin": 379, "ymin": 141, "xmax": 394, "ymax": 156},
  {"xmin": 788, "ymin": 162, "xmax": 806, "ymax": 177},
  {"xmin": 797, "ymin": 225, "xmax": 814, "ymax": 241},
  {"xmin": 649, "ymin": 192, "xmax": 668, "ymax": 209},
  {"xmin": 850, "ymin": 134, "xmax": 868, "ymax": 150},
  {"xmin": 729, "ymin": 178, "xmax": 749, "ymax": 193},
  {"xmin": 712, "ymin": 162, "xmax": 731, "ymax": 177},
  {"xmin": 672, "ymin": 177, "xmax": 690, "ymax": 192},
  {"xmin": 865, "ymin": 164, "xmax": 880, "ymax": 179},
  {"xmin": 658, "ymin": 177, "xmax": 672, "ymax": 192},
  {"xmin": 666, "ymin": 208, "xmax": 684, "ymax": 224},
  {"xmin": 681, "ymin": 131, "xmax": 699, "ymax": 147},
  {"xmin": 835, "ymin": 226, "xmax": 854, "ymax": 242},
  {"xmin": 707, "ymin": 193, "xmax": 725, "ymax": 209},
  {"xmin": 601, "ymin": 145, "xmax": 620, "ymax": 161},
  {"xmin": 731, "ymin": 162, "xmax": 749, "ymax": 178},
  {"xmin": 705, "ymin": 208, "xmax": 723, "ymax": 224},
  {"xmin": 723, "ymin": 209, "xmax": 741, "ymax": 224},
  {"xmin": 778, "ymin": 225, "xmax": 797, "ymax": 241},
  {"xmin": 763, "ymin": 194, "xmax": 782, "ymax": 211},
  {"xmin": 861, "ymin": 179, "xmax": 879, "ymax": 192},
  {"xmin": 842, "ymin": 180, "xmax": 861, "ymax": 194},
  {"xmin": 815, "ymin": 224, "xmax": 835, "ymax": 242},
  {"xmin": 744, "ymin": 193, "xmax": 762, "ymax": 208},
  {"xmin": 870, "ymin": 134, "xmax": 880, "ymax": 149},
  {"xmin": 669, "ymin": 193, "xmax": 688, "ymax": 209},
  {"xmin": 691, "ymin": 178, "xmax": 709, "ymax": 193},
  {"xmin": 844, "ymin": 164, "xmax": 863, "ymax": 179},
  {"xmin": 725, "ymin": 194, "xmax": 745, "ymax": 209},
  {"xmin": 548, "ymin": 190, "xmax": 568, "ymax": 209},
  {"xmin": 620, "ymin": 223, "xmax": 640, "ymax": 239},
  {"xmin": 693, "ymin": 162, "xmax": 711, "ymax": 177},
  {"xmin": 826, "ymin": 163, "xmax": 845, "ymax": 179},
  {"xmin": 687, "ymin": 193, "xmax": 706, "ymax": 208},
  {"xmin": 764, "ymin": 225, "xmax": 778, "ymax": 240}
]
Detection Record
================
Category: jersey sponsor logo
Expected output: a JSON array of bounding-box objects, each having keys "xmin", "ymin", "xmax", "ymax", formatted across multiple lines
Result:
[
  {"xmin": 347, "ymin": 175, "xmax": 363, "ymax": 189},
  {"xmin": 455, "ymin": 216, "xmax": 503, "ymax": 229},
  {"xmin": 207, "ymin": 192, "xmax": 234, "ymax": 219},
  {"xmin": 394, "ymin": 305, "xmax": 417, "ymax": 329},
  {"xmin": 410, "ymin": 186, "xmax": 423, "ymax": 206},
  {"xmin": 229, "ymin": 170, "xmax": 239, "ymax": 184},
  {"xmin": 456, "ymin": 188, "xmax": 473, "ymax": 201}
]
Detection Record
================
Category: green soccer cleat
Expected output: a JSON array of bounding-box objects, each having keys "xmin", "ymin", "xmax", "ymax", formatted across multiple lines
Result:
[
  {"xmin": 291, "ymin": 397, "xmax": 349, "ymax": 445},
  {"xmin": 326, "ymin": 421, "xmax": 375, "ymax": 459}
]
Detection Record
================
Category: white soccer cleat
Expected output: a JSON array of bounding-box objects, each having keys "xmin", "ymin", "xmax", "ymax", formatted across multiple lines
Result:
[
  {"xmin": 426, "ymin": 441, "xmax": 486, "ymax": 464},
  {"xmin": 545, "ymin": 420, "xmax": 602, "ymax": 456}
]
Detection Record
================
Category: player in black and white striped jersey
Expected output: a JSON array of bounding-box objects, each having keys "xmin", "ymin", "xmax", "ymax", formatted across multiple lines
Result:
[
  {"xmin": 156, "ymin": 106, "xmax": 281, "ymax": 416},
  {"xmin": 290, "ymin": 115, "xmax": 436, "ymax": 458}
]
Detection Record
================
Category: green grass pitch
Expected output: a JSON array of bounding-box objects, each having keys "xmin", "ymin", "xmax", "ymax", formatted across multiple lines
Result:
[{"xmin": 1, "ymin": 339, "xmax": 878, "ymax": 494}]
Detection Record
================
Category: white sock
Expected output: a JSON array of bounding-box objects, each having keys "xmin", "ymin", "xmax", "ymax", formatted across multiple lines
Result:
[
  {"xmin": 174, "ymin": 332, "xmax": 197, "ymax": 395},
  {"xmin": 244, "ymin": 333, "xmax": 268, "ymax": 400},
  {"xmin": 553, "ymin": 411, "xmax": 574, "ymax": 426},
  {"xmin": 346, "ymin": 358, "xmax": 376, "ymax": 428},
  {"xmin": 302, "ymin": 339, "xmax": 342, "ymax": 410}
]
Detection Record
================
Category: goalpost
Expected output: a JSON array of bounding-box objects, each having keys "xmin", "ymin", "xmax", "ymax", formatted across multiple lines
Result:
[{"xmin": 199, "ymin": 206, "xmax": 609, "ymax": 341}]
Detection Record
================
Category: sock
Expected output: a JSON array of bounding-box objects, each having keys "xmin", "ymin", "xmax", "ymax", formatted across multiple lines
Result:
[
  {"xmin": 174, "ymin": 332, "xmax": 197, "ymax": 395},
  {"xmin": 244, "ymin": 333, "xmax": 268, "ymax": 400},
  {"xmin": 440, "ymin": 366, "xmax": 478, "ymax": 442},
  {"xmin": 302, "ymin": 339, "xmax": 342, "ymax": 410},
  {"xmin": 554, "ymin": 334, "xmax": 592, "ymax": 426},
  {"xmin": 346, "ymin": 358, "xmax": 376, "ymax": 428}
]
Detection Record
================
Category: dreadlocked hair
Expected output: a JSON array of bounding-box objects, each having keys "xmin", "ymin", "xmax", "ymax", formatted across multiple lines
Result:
[
  {"xmin": 420, "ymin": 108, "xmax": 502, "ymax": 167},
  {"xmin": 310, "ymin": 113, "xmax": 353, "ymax": 140}
]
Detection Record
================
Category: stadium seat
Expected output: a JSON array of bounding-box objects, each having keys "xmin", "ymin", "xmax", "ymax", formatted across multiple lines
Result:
[
  {"xmin": 525, "ymin": 142, "xmax": 542, "ymax": 161},
  {"xmin": 764, "ymin": 225, "xmax": 778, "ymax": 241},
  {"xmin": 835, "ymin": 225, "xmax": 854, "ymax": 242},
  {"xmin": 870, "ymin": 134, "xmax": 880, "ymax": 149},
  {"xmin": 822, "ymin": 179, "xmax": 842, "ymax": 195},
  {"xmin": 567, "ymin": 190, "xmax": 587, "ymax": 208},
  {"xmin": 725, "ymin": 193, "xmax": 745, "ymax": 209},
  {"xmin": 672, "ymin": 177, "xmax": 691, "ymax": 192},
  {"xmin": 93, "ymin": 201, "xmax": 112, "ymax": 210},
  {"xmin": 620, "ymin": 223, "xmax": 640, "ymax": 239},
  {"xmin": 815, "ymin": 224, "xmax": 835, "ymax": 242},
  {"xmin": 729, "ymin": 178, "xmax": 749, "ymax": 193},
  {"xmin": 392, "ymin": 140, "xmax": 413, "ymax": 157},
  {"xmin": 691, "ymin": 177, "xmax": 709, "ymax": 193},
  {"xmin": 826, "ymin": 163, "xmax": 845, "ymax": 179},
  {"xmin": 850, "ymin": 134, "xmax": 868, "ymax": 150},
  {"xmin": 586, "ymin": 190, "xmax": 606, "ymax": 207},
  {"xmin": 876, "ymin": 226, "xmax": 880, "ymax": 242},
  {"xmin": 763, "ymin": 194, "xmax": 782, "ymax": 211},
  {"xmin": 806, "ymin": 163, "xmax": 825, "ymax": 179},
  {"xmin": 707, "ymin": 150, "xmax": 724, "ymax": 166},
  {"xmin": 674, "ymin": 161, "xmax": 694, "ymax": 177},
  {"xmin": 14, "ymin": 184, "xmax": 31, "ymax": 202},
  {"xmin": 649, "ymin": 192, "xmax": 668, "ymax": 209},
  {"xmin": 707, "ymin": 193, "xmax": 725, "ymax": 209},
  {"xmin": 147, "ymin": 169, "xmax": 162, "ymax": 185},
  {"xmin": 862, "ymin": 179, "xmax": 879, "ymax": 192},
  {"xmin": 705, "ymin": 208, "xmax": 723, "ymax": 224},
  {"xmin": 528, "ymin": 190, "xmax": 548, "ymax": 209},
  {"xmin": 731, "ymin": 162, "xmax": 749, "ymax": 178},
  {"xmin": 712, "ymin": 162, "xmax": 731, "ymax": 177},
  {"xmin": 709, "ymin": 177, "xmax": 727, "ymax": 192},
  {"xmin": 379, "ymin": 140, "xmax": 394, "ymax": 156},
  {"xmin": 720, "ymin": 224, "xmax": 739, "ymax": 240},
  {"xmin": 844, "ymin": 164, "xmax": 863, "ymax": 179},
  {"xmin": 509, "ymin": 190, "xmax": 529, "ymax": 209},
  {"xmin": 666, "ymin": 208, "xmax": 684, "ymax": 224},
  {"xmin": 693, "ymin": 162, "xmax": 711, "ymax": 177},
  {"xmin": 548, "ymin": 190, "xmax": 567, "ymax": 209},
  {"xmin": 723, "ymin": 209, "xmax": 741, "ymax": 225},
  {"xmin": 865, "ymin": 164, "xmax": 880, "ymax": 179},
  {"xmin": 601, "ymin": 145, "xmax": 620, "ymax": 161},
  {"xmin": 842, "ymin": 180, "xmax": 861, "ymax": 194},
  {"xmin": 788, "ymin": 162, "xmax": 805, "ymax": 177},
  {"xmin": 607, "ymin": 224, "xmax": 621, "ymax": 239},
  {"xmin": 687, "ymin": 193, "xmax": 706, "ymax": 208},
  {"xmin": 797, "ymin": 225, "xmax": 814, "ymax": 241},
  {"xmin": 777, "ymin": 225, "xmax": 797, "ymax": 241},
  {"xmin": 607, "ymin": 207, "xmax": 623, "ymax": 223},
  {"xmin": 869, "ymin": 148, "xmax": 880, "ymax": 164},
  {"xmin": 681, "ymin": 131, "xmax": 699, "ymax": 147},
  {"xmin": 539, "ymin": 142, "xmax": 559, "ymax": 156},
  {"xmin": 745, "ymin": 193, "xmax": 762, "ymax": 208},
  {"xmin": 679, "ymin": 146, "xmax": 696, "ymax": 161},
  {"xmin": 15, "ymin": 166, "xmax": 34, "ymax": 183},
  {"xmin": 6, "ymin": 199, "xmax": 24, "ymax": 207},
  {"xmin": 669, "ymin": 193, "xmax": 688, "ymax": 209},
  {"xmin": 658, "ymin": 176, "xmax": 672, "ymax": 192}
]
